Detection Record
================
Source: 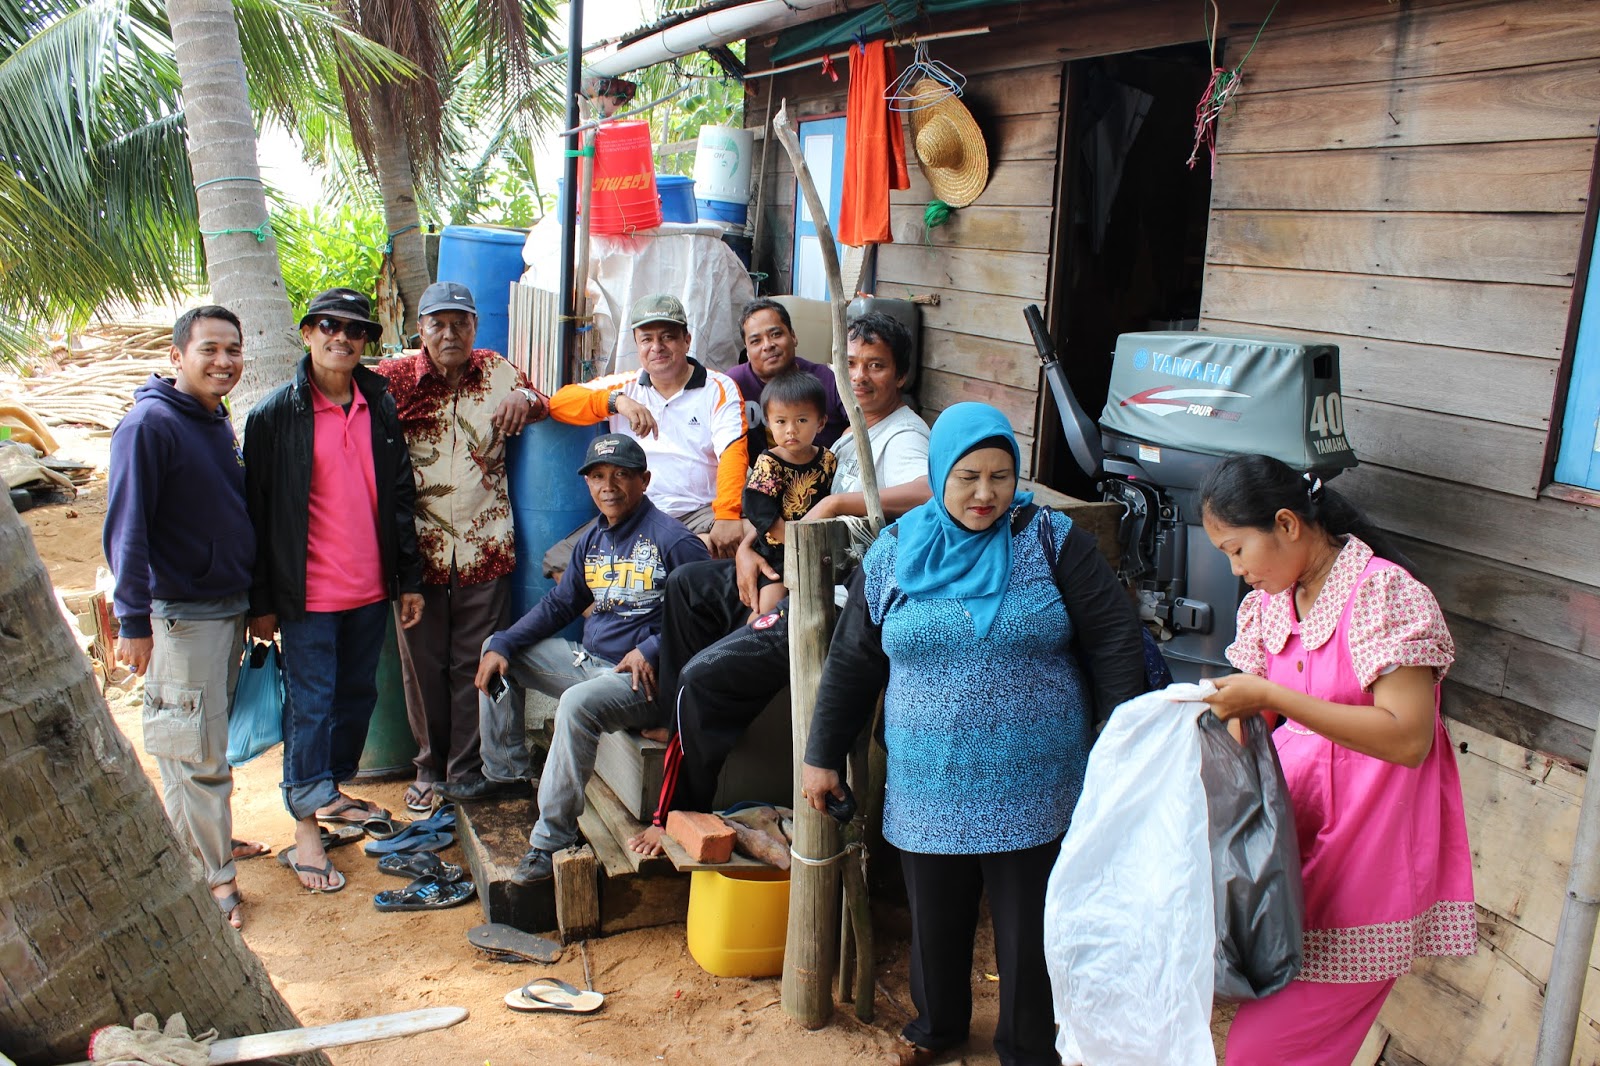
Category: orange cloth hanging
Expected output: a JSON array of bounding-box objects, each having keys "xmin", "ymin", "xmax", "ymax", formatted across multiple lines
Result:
[{"xmin": 838, "ymin": 40, "xmax": 909, "ymax": 247}]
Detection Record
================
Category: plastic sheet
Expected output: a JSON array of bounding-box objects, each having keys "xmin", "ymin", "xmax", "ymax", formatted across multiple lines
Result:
[{"xmin": 520, "ymin": 219, "xmax": 754, "ymax": 378}]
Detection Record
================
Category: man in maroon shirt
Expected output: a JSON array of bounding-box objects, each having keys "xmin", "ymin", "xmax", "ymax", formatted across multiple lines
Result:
[{"xmin": 376, "ymin": 281, "xmax": 547, "ymax": 811}]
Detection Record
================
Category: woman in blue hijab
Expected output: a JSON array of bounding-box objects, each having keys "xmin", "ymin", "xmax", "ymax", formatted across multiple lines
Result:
[{"xmin": 802, "ymin": 403, "xmax": 1147, "ymax": 1066}]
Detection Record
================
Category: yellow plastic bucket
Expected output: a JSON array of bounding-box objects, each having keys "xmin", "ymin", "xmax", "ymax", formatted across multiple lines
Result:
[{"xmin": 686, "ymin": 868, "xmax": 791, "ymax": 978}]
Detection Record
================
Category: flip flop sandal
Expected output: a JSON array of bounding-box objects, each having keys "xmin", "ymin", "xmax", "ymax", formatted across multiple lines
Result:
[
  {"xmin": 504, "ymin": 978, "xmax": 604, "ymax": 1014},
  {"xmin": 317, "ymin": 796, "xmax": 389, "ymax": 824},
  {"xmin": 410, "ymin": 803, "xmax": 457, "ymax": 834},
  {"xmin": 404, "ymin": 783, "xmax": 436, "ymax": 813},
  {"xmin": 277, "ymin": 846, "xmax": 347, "ymax": 894},
  {"xmin": 361, "ymin": 815, "xmax": 407, "ymax": 840},
  {"xmin": 377, "ymin": 851, "xmax": 464, "ymax": 882},
  {"xmin": 214, "ymin": 889, "xmax": 243, "ymax": 929},
  {"xmin": 468, "ymin": 923, "xmax": 562, "ymax": 964},
  {"xmin": 319, "ymin": 823, "xmax": 366, "ymax": 850},
  {"xmin": 230, "ymin": 839, "xmax": 272, "ymax": 861},
  {"xmin": 372, "ymin": 873, "xmax": 476, "ymax": 912},
  {"xmin": 363, "ymin": 830, "xmax": 454, "ymax": 857}
]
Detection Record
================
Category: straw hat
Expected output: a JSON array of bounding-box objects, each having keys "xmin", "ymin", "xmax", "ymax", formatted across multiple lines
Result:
[{"xmin": 908, "ymin": 79, "xmax": 989, "ymax": 208}]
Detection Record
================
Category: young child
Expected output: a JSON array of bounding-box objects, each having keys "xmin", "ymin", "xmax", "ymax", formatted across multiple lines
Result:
[
  {"xmin": 742, "ymin": 370, "xmax": 838, "ymax": 617},
  {"xmin": 1197, "ymin": 454, "xmax": 1475, "ymax": 1066}
]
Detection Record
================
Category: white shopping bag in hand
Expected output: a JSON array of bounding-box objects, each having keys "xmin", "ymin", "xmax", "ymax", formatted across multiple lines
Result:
[{"xmin": 1045, "ymin": 682, "xmax": 1217, "ymax": 1066}]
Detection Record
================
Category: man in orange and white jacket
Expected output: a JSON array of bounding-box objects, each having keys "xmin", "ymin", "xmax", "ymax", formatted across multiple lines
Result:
[{"xmin": 544, "ymin": 293, "xmax": 748, "ymax": 570}]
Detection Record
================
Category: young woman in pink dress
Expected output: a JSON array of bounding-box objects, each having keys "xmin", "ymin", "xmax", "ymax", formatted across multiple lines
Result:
[{"xmin": 1198, "ymin": 454, "xmax": 1476, "ymax": 1066}]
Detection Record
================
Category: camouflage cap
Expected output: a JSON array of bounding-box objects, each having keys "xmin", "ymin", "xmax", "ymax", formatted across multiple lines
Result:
[{"xmin": 629, "ymin": 293, "xmax": 689, "ymax": 331}]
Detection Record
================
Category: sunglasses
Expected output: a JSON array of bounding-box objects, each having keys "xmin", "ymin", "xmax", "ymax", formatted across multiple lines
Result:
[{"xmin": 313, "ymin": 316, "xmax": 380, "ymax": 342}]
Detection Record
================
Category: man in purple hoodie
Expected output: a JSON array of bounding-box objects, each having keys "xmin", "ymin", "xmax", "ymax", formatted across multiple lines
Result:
[{"xmin": 104, "ymin": 305, "xmax": 257, "ymax": 930}]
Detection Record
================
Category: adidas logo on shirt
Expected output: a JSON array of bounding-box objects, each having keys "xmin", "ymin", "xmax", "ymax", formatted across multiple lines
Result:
[{"xmin": 688, "ymin": 416, "xmax": 702, "ymax": 426}]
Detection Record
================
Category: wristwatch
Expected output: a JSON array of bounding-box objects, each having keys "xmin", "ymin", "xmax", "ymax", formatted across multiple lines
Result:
[
  {"xmin": 515, "ymin": 387, "xmax": 539, "ymax": 406},
  {"xmin": 606, "ymin": 390, "xmax": 621, "ymax": 415}
]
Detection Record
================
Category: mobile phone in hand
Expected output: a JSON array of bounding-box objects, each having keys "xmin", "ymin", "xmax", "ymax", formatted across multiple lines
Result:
[{"xmin": 486, "ymin": 672, "xmax": 509, "ymax": 702}]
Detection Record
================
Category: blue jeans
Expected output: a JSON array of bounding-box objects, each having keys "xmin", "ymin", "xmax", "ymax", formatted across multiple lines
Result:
[{"xmin": 278, "ymin": 599, "xmax": 389, "ymax": 819}]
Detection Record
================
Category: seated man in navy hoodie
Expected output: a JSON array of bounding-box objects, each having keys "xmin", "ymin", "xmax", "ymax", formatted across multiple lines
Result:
[
  {"xmin": 473, "ymin": 433, "xmax": 710, "ymax": 884},
  {"xmin": 104, "ymin": 305, "xmax": 257, "ymax": 929}
]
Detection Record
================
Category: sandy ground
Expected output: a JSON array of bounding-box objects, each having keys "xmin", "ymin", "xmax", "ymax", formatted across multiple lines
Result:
[{"xmin": 21, "ymin": 425, "xmax": 1232, "ymax": 1065}]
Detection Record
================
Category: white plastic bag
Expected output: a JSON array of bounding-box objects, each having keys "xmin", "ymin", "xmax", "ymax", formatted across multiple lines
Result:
[{"xmin": 1045, "ymin": 682, "xmax": 1217, "ymax": 1066}]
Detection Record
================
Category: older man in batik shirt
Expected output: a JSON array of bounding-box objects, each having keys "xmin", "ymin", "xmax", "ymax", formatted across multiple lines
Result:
[{"xmin": 375, "ymin": 281, "xmax": 548, "ymax": 810}]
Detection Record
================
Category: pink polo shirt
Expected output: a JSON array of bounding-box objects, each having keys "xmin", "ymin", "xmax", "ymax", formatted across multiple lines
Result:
[{"xmin": 304, "ymin": 383, "xmax": 386, "ymax": 612}]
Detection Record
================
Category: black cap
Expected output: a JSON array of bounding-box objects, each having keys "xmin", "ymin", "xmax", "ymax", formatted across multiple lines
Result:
[
  {"xmin": 418, "ymin": 281, "xmax": 477, "ymax": 317},
  {"xmin": 578, "ymin": 433, "xmax": 648, "ymax": 474},
  {"xmin": 299, "ymin": 288, "xmax": 380, "ymax": 330}
]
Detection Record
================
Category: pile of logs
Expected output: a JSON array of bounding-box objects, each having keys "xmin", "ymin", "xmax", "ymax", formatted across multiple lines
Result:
[{"xmin": 2, "ymin": 323, "xmax": 172, "ymax": 431}]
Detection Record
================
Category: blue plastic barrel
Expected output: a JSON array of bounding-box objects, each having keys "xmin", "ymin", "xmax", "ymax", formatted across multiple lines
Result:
[
  {"xmin": 505, "ymin": 420, "xmax": 599, "ymax": 623},
  {"xmin": 434, "ymin": 225, "xmax": 528, "ymax": 355},
  {"xmin": 696, "ymin": 197, "xmax": 749, "ymax": 227},
  {"xmin": 657, "ymin": 175, "xmax": 696, "ymax": 223}
]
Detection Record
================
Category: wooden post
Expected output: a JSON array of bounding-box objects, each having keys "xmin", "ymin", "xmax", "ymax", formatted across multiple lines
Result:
[
  {"xmin": 553, "ymin": 845, "xmax": 600, "ymax": 944},
  {"xmin": 781, "ymin": 519, "xmax": 847, "ymax": 1028}
]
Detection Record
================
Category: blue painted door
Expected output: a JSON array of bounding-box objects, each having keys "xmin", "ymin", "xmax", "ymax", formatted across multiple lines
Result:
[
  {"xmin": 790, "ymin": 116, "xmax": 847, "ymax": 301},
  {"xmin": 1556, "ymin": 236, "xmax": 1600, "ymax": 489}
]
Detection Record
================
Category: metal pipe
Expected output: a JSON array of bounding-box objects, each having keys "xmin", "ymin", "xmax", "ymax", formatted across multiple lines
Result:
[
  {"xmin": 1533, "ymin": 723, "xmax": 1600, "ymax": 1064},
  {"xmin": 557, "ymin": 0, "xmax": 584, "ymax": 387},
  {"xmin": 744, "ymin": 25, "xmax": 993, "ymax": 80}
]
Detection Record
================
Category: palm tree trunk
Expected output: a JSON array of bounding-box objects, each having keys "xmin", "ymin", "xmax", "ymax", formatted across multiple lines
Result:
[
  {"xmin": 370, "ymin": 94, "xmax": 430, "ymax": 338},
  {"xmin": 166, "ymin": 0, "xmax": 303, "ymax": 419},
  {"xmin": 0, "ymin": 499, "xmax": 326, "ymax": 1066}
]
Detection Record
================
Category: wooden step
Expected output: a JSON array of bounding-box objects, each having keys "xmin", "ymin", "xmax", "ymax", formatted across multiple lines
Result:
[
  {"xmin": 594, "ymin": 729, "xmax": 666, "ymax": 821},
  {"xmin": 584, "ymin": 776, "xmax": 673, "ymax": 875},
  {"xmin": 455, "ymin": 796, "xmax": 556, "ymax": 934}
]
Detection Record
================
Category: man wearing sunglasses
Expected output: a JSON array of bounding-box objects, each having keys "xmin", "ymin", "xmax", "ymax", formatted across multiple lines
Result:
[
  {"xmin": 374, "ymin": 281, "xmax": 548, "ymax": 813},
  {"xmin": 243, "ymin": 287, "xmax": 424, "ymax": 894}
]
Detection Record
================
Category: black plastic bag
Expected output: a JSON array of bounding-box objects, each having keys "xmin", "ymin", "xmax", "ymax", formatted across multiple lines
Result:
[{"xmin": 1198, "ymin": 711, "xmax": 1305, "ymax": 1000}]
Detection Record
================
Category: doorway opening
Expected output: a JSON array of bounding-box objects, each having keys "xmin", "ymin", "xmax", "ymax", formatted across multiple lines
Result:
[{"xmin": 1037, "ymin": 42, "xmax": 1215, "ymax": 498}]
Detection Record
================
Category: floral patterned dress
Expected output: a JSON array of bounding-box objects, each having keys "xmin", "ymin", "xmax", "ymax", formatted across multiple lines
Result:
[
  {"xmin": 742, "ymin": 447, "xmax": 839, "ymax": 575},
  {"xmin": 1226, "ymin": 535, "xmax": 1476, "ymax": 983}
]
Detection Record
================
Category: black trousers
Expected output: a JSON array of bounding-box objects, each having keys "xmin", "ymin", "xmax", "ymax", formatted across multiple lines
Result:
[
  {"xmin": 900, "ymin": 839, "xmax": 1062, "ymax": 1066},
  {"xmin": 652, "ymin": 559, "xmax": 791, "ymax": 819}
]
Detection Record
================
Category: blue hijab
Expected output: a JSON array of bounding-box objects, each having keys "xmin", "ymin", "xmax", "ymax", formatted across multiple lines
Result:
[{"xmin": 894, "ymin": 402, "xmax": 1033, "ymax": 638}]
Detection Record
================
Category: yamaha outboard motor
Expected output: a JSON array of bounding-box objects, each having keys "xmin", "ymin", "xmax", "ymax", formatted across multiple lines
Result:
[{"xmin": 1028, "ymin": 307, "xmax": 1358, "ymax": 680}]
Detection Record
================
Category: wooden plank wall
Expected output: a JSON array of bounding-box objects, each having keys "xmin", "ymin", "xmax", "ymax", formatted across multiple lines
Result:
[
  {"xmin": 1381, "ymin": 720, "xmax": 1600, "ymax": 1065},
  {"xmin": 1199, "ymin": 0, "xmax": 1600, "ymax": 766}
]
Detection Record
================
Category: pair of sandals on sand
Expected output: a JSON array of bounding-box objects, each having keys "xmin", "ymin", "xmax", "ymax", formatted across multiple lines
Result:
[
  {"xmin": 371, "ymin": 839, "xmax": 475, "ymax": 911},
  {"xmin": 279, "ymin": 794, "xmax": 392, "ymax": 893}
]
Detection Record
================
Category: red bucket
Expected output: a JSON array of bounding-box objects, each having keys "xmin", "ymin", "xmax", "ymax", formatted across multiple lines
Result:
[{"xmin": 588, "ymin": 122, "xmax": 661, "ymax": 235}]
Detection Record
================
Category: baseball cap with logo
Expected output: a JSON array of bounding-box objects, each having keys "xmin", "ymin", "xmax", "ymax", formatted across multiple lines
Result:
[
  {"xmin": 578, "ymin": 433, "xmax": 649, "ymax": 474},
  {"xmin": 418, "ymin": 281, "xmax": 477, "ymax": 317},
  {"xmin": 629, "ymin": 293, "xmax": 689, "ymax": 331},
  {"xmin": 298, "ymin": 287, "xmax": 380, "ymax": 330}
]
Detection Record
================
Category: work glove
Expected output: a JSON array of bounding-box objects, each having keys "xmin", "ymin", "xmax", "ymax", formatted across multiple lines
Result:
[{"xmin": 88, "ymin": 1012, "xmax": 216, "ymax": 1066}]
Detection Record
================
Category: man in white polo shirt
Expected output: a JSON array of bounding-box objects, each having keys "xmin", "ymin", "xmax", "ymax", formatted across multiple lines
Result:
[{"xmin": 546, "ymin": 294, "xmax": 747, "ymax": 568}]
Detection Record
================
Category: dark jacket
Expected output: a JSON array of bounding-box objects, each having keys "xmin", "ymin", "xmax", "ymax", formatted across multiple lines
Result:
[
  {"xmin": 243, "ymin": 356, "xmax": 423, "ymax": 621},
  {"xmin": 104, "ymin": 375, "xmax": 256, "ymax": 637}
]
